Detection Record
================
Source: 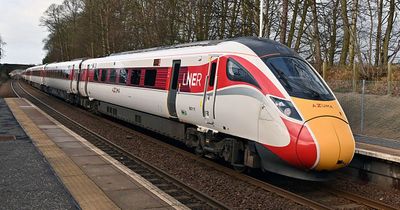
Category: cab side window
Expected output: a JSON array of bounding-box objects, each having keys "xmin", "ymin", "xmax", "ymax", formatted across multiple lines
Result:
[{"xmin": 226, "ymin": 58, "xmax": 260, "ymax": 88}]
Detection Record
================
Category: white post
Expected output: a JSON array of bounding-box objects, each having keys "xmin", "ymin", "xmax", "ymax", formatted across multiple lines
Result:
[{"xmin": 259, "ymin": 0, "xmax": 263, "ymax": 38}]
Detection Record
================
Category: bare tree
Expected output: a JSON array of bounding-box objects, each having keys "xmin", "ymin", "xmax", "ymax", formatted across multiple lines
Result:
[
  {"xmin": 39, "ymin": 0, "xmax": 400, "ymax": 70},
  {"xmin": 375, "ymin": 0, "xmax": 383, "ymax": 65},
  {"xmin": 381, "ymin": 0, "xmax": 395, "ymax": 65},
  {"xmin": 339, "ymin": 0, "xmax": 350, "ymax": 65},
  {"xmin": 328, "ymin": 0, "xmax": 340, "ymax": 66},
  {"xmin": 310, "ymin": 0, "xmax": 322, "ymax": 71},
  {"xmin": 294, "ymin": 0, "xmax": 309, "ymax": 52},
  {"xmin": 287, "ymin": 0, "xmax": 301, "ymax": 47},
  {"xmin": 348, "ymin": 0, "xmax": 359, "ymax": 68},
  {"xmin": 0, "ymin": 34, "xmax": 5, "ymax": 60},
  {"xmin": 280, "ymin": 0, "xmax": 289, "ymax": 44}
]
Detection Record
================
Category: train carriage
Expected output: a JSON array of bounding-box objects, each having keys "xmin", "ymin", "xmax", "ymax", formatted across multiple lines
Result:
[{"xmin": 24, "ymin": 37, "xmax": 355, "ymax": 181}]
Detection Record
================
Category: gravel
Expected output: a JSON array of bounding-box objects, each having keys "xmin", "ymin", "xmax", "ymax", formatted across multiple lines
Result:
[
  {"xmin": 20, "ymin": 81, "xmax": 400, "ymax": 209},
  {"xmin": 20, "ymin": 83, "xmax": 303, "ymax": 209}
]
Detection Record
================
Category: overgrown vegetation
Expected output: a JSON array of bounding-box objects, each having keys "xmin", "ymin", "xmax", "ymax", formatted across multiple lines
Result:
[{"xmin": 41, "ymin": 0, "xmax": 400, "ymax": 79}]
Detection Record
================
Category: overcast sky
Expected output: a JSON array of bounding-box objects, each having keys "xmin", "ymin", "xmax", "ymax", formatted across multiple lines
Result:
[{"xmin": 0, "ymin": 0, "xmax": 63, "ymax": 65}]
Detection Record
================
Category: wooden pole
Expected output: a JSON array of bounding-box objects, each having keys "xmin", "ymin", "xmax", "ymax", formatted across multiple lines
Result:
[
  {"xmin": 322, "ymin": 61, "xmax": 327, "ymax": 79},
  {"xmin": 352, "ymin": 62, "xmax": 357, "ymax": 92}
]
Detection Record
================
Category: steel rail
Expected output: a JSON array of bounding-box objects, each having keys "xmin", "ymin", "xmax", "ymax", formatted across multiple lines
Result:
[
  {"xmin": 10, "ymin": 80, "xmax": 21, "ymax": 98},
  {"xmin": 14, "ymin": 81, "xmax": 229, "ymax": 210},
  {"xmin": 16, "ymin": 81, "xmax": 399, "ymax": 210},
  {"xmin": 13, "ymin": 80, "xmax": 331, "ymax": 209},
  {"xmin": 326, "ymin": 187, "xmax": 397, "ymax": 210}
]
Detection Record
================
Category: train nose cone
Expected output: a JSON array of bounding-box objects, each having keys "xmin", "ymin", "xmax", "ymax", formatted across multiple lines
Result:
[{"xmin": 299, "ymin": 117, "xmax": 355, "ymax": 171}]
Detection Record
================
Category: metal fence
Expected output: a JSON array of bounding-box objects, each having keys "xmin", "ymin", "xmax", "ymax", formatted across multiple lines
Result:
[{"xmin": 326, "ymin": 80, "xmax": 400, "ymax": 140}]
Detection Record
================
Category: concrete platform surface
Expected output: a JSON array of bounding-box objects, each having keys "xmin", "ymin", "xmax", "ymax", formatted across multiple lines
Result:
[
  {"xmin": 5, "ymin": 98, "xmax": 187, "ymax": 210},
  {"xmin": 355, "ymin": 135, "xmax": 400, "ymax": 163},
  {"xmin": 0, "ymin": 98, "xmax": 78, "ymax": 210}
]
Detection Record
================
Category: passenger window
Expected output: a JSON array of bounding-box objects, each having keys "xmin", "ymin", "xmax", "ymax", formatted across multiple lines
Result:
[
  {"xmin": 101, "ymin": 69, "xmax": 107, "ymax": 82},
  {"xmin": 226, "ymin": 59, "xmax": 260, "ymax": 88},
  {"xmin": 94, "ymin": 69, "xmax": 99, "ymax": 81},
  {"xmin": 130, "ymin": 70, "xmax": 141, "ymax": 85},
  {"xmin": 119, "ymin": 69, "xmax": 127, "ymax": 84},
  {"xmin": 144, "ymin": 69, "xmax": 156, "ymax": 86},
  {"xmin": 109, "ymin": 69, "xmax": 116, "ymax": 83}
]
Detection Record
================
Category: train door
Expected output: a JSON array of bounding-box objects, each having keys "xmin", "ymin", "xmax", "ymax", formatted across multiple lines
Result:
[
  {"xmin": 75, "ymin": 62, "xmax": 82, "ymax": 94},
  {"xmin": 69, "ymin": 64, "xmax": 75, "ymax": 93},
  {"xmin": 167, "ymin": 60, "xmax": 181, "ymax": 118},
  {"xmin": 84, "ymin": 63, "xmax": 94, "ymax": 96},
  {"xmin": 40, "ymin": 66, "xmax": 45, "ymax": 86},
  {"xmin": 202, "ymin": 55, "xmax": 220, "ymax": 124}
]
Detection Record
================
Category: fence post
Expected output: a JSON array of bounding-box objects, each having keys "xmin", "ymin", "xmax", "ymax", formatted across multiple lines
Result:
[
  {"xmin": 360, "ymin": 79, "xmax": 365, "ymax": 134},
  {"xmin": 322, "ymin": 62, "xmax": 327, "ymax": 79},
  {"xmin": 387, "ymin": 62, "xmax": 392, "ymax": 95},
  {"xmin": 352, "ymin": 62, "xmax": 358, "ymax": 92}
]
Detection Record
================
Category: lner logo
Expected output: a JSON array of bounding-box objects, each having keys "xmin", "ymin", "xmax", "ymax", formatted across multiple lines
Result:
[{"xmin": 182, "ymin": 72, "xmax": 202, "ymax": 87}]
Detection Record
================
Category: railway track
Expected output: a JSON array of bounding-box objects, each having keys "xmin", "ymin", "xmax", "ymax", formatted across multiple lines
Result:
[
  {"xmin": 12, "ymin": 81, "xmax": 228, "ymax": 210},
  {"xmin": 12, "ymin": 80, "xmax": 399, "ymax": 210}
]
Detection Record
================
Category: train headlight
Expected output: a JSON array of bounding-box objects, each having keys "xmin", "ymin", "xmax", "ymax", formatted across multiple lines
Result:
[{"xmin": 270, "ymin": 96, "xmax": 302, "ymax": 121}]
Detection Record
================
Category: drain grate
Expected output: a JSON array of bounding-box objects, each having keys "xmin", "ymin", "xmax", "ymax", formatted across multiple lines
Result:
[{"xmin": 0, "ymin": 135, "xmax": 16, "ymax": 141}]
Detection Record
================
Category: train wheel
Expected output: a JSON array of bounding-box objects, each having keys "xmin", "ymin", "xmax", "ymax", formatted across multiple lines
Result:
[
  {"xmin": 233, "ymin": 165, "xmax": 247, "ymax": 173},
  {"xmin": 185, "ymin": 127, "xmax": 205, "ymax": 156},
  {"xmin": 223, "ymin": 138, "xmax": 246, "ymax": 172}
]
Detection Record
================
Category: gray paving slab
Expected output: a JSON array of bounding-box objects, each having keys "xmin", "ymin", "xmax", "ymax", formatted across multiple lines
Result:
[
  {"xmin": 91, "ymin": 174, "xmax": 140, "ymax": 191},
  {"xmin": 107, "ymin": 189, "xmax": 168, "ymax": 210},
  {"xmin": 46, "ymin": 132, "xmax": 72, "ymax": 137},
  {"xmin": 81, "ymin": 164, "xmax": 121, "ymax": 177},
  {"xmin": 0, "ymin": 98, "xmax": 77, "ymax": 210},
  {"xmin": 70, "ymin": 155, "xmax": 108, "ymax": 165},
  {"xmin": 63, "ymin": 147, "xmax": 97, "ymax": 156},
  {"xmin": 51, "ymin": 136, "xmax": 78, "ymax": 143},
  {"xmin": 56, "ymin": 141, "xmax": 85, "ymax": 149}
]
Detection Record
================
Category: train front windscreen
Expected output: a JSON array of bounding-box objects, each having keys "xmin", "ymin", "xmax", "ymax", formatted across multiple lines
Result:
[{"xmin": 263, "ymin": 57, "xmax": 334, "ymax": 101}]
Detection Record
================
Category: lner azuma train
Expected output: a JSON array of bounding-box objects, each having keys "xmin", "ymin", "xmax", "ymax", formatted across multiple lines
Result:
[{"xmin": 22, "ymin": 37, "xmax": 355, "ymax": 181}]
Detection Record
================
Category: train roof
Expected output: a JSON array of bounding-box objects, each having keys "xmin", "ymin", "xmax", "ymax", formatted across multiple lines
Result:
[
  {"xmin": 28, "ymin": 37, "xmax": 300, "ymax": 69},
  {"xmin": 109, "ymin": 37, "xmax": 299, "ymax": 58},
  {"xmin": 26, "ymin": 65, "xmax": 45, "ymax": 71},
  {"xmin": 45, "ymin": 59, "xmax": 83, "ymax": 69},
  {"xmin": 232, "ymin": 37, "xmax": 299, "ymax": 58}
]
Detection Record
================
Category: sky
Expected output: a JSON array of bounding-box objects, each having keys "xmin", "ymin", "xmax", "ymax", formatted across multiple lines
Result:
[{"xmin": 0, "ymin": 0, "xmax": 63, "ymax": 65}]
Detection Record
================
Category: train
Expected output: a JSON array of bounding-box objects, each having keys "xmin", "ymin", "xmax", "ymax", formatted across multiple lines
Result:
[{"xmin": 22, "ymin": 37, "xmax": 355, "ymax": 181}]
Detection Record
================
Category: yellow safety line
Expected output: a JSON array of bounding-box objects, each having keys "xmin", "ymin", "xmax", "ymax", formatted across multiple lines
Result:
[{"xmin": 5, "ymin": 98, "xmax": 120, "ymax": 210}]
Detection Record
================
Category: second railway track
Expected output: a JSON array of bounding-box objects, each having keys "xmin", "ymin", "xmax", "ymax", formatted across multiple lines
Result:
[{"xmin": 11, "ymin": 80, "xmax": 399, "ymax": 210}]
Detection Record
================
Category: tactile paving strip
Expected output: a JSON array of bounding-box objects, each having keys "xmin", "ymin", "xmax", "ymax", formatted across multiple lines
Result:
[{"xmin": 5, "ymin": 98, "xmax": 119, "ymax": 210}]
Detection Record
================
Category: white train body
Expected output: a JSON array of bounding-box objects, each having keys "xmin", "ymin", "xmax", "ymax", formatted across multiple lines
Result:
[{"xmin": 23, "ymin": 37, "xmax": 355, "ymax": 180}]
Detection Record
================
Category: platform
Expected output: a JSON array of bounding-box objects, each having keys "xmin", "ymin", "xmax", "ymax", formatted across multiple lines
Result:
[
  {"xmin": 4, "ymin": 98, "xmax": 186, "ymax": 210},
  {"xmin": 0, "ymin": 98, "xmax": 77, "ymax": 210},
  {"xmin": 354, "ymin": 135, "xmax": 400, "ymax": 163}
]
